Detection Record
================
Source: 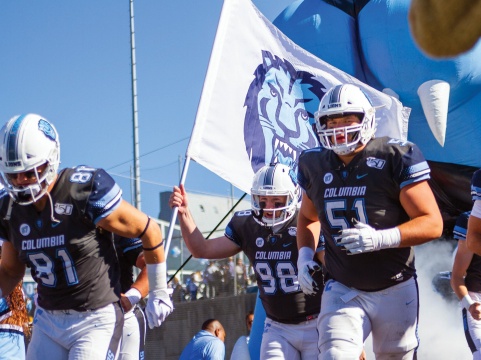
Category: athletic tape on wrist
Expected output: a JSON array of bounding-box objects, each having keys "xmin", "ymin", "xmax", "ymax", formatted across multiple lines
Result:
[
  {"xmin": 125, "ymin": 287, "xmax": 142, "ymax": 306},
  {"xmin": 380, "ymin": 227, "xmax": 401, "ymax": 248},
  {"xmin": 461, "ymin": 294, "xmax": 475, "ymax": 310},
  {"xmin": 298, "ymin": 247, "xmax": 315, "ymax": 263},
  {"xmin": 147, "ymin": 262, "xmax": 167, "ymax": 292}
]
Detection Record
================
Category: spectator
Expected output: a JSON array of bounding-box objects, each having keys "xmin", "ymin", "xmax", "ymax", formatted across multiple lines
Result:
[
  {"xmin": 186, "ymin": 274, "xmax": 198, "ymax": 301},
  {"xmin": 179, "ymin": 318, "xmax": 226, "ymax": 360},
  {"xmin": 171, "ymin": 277, "xmax": 185, "ymax": 303},
  {"xmin": 235, "ymin": 258, "xmax": 247, "ymax": 294},
  {"xmin": 231, "ymin": 310, "xmax": 254, "ymax": 360},
  {"xmin": 204, "ymin": 261, "xmax": 221, "ymax": 299}
]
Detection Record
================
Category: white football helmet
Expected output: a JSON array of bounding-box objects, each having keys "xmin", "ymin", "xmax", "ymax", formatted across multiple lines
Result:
[
  {"xmin": 314, "ymin": 84, "xmax": 376, "ymax": 155},
  {"xmin": 0, "ymin": 114, "xmax": 60, "ymax": 205},
  {"xmin": 251, "ymin": 163, "xmax": 299, "ymax": 228}
]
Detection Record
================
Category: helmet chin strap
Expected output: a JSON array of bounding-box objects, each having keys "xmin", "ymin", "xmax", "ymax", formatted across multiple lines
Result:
[
  {"xmin": 253, "ymin": 209, "xmax": 264, "ymax": 223},
  {"xmin": 46, "ymin": 191, "xmax": 60, "ymax": 223}
]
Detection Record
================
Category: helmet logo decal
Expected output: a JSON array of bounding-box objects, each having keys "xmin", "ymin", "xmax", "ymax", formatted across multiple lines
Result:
[
  {"xmin": 38, "ymin": 119, "xmax": 57, "ymax": 141},
  {"xmin": 244, "ymin": 50, "xmax": 325, "ymax": 174}
]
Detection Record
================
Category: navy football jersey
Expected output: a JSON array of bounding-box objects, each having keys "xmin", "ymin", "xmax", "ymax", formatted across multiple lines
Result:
[
  {"xmin": 298, "ymin": 137, "xmax": 431, "ymax": 291},
  {"xmin": 0, "ymin": 166, "xmax": 122, "ymax": 310},
  {"xmin": 114, "ymin": 235, "xmax": 143, "ymax": 293},
  {"xmin": 225, "ymin": 210, "xmax": 322, "ymax": 323}
]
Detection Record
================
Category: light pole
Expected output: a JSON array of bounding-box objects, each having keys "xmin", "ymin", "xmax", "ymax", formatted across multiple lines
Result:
[{"xmin": 129, "ymin": 0, "xmax": 141, "ymax": 210}]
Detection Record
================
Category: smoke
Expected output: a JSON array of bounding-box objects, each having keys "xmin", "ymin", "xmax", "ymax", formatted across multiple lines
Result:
[{"xmin": 364, "ymin": 240, "xmax": 471, "ymax": 359}]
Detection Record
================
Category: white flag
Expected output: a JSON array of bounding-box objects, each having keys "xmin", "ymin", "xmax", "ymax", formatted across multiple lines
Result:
[{"xmin": 187, "ymin": 0, "xmax": 410, "ymax": 194}]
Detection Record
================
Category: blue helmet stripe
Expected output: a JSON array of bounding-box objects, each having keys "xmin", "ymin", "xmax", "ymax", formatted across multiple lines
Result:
[
  {"xmin": 7, "ymin": 114, "xmax": 26, "ymax": 163},
  {"xmin": 330, "ymin": 84, "xmax": 342, "ymax": 104},
  {"xmin": 264, "ymin": 164, "xmax": 276, "ymax": 186}
]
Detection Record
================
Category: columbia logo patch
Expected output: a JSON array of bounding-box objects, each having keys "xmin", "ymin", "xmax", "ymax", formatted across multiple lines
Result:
[
  {"xmin": 20, "ymin": 224, "xmax": 30, "ymax": 236},
  {"xmin": 323, "ymin": 173, "xmax": 333, "ymax": 184},
  {"xmin": 256, "ymin": 237, "xmax": 264, "ymax": 247}
]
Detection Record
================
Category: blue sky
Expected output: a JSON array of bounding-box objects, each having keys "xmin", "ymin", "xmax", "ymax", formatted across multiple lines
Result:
[{"xmin": 0, "ymin": 0, "xmax": 294, "ymax": 219}]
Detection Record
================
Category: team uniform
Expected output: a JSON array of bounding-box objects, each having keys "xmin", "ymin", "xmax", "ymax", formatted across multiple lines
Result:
[
  {"xmin": 298, "ymin": 136, "xmax": 430, "ymax": 358},
  {"xmin": 115, "ymin": 235, "xmax": 146, "ymax": 360},
  {"xmin": 0, "ymin": 166, "xmax": 124, "ymax": 359},
  {"xmin": 225, "ymin": 210, "xmax": 322, "ymax": 359},
  {"xmin": 458, "ymin": 169, "xmax": 481, "ymax": 357}
]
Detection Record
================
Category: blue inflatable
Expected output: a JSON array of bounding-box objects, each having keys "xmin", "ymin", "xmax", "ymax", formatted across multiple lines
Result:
[{"xmin": 273, "ymin": 0, "xmax": 481, "ymax": 231}]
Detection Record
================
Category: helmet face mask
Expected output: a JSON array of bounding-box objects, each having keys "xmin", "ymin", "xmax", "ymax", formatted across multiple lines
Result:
[
  {"xmin": 315, "ymin": 84, "xmax": 376, "ymax": 155},
  {"xmin": 0, "ymin": 114, "xmax": 60, "ymax": 205},
  {"xmin": 251, "ymin": 163, "xmax": 299, "ymax": 228}
]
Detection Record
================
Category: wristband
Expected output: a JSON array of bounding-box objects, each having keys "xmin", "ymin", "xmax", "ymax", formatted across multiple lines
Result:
[
  {"xmin": 461, "ymin": 294, "xmax": 475, "ymax": 310},
  {"xmin": 147, "ymin": 262, "xmax": 167, "ymax": 292},
  {"xmin": 298, "ymin": 247, "xmax": 315, "ymax": 263},
  {"xmin": 125, "ymin": 287, "xmax": 142, "ymax": 306}
]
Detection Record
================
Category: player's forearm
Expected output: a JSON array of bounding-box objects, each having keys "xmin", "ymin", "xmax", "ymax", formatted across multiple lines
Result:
[
  {"xmin": 297, "ymin": 215, "xmax": 320, "ymax": 251},
  {"xmin": 178, "ymin": 209, "xmax": 209, "ymax": 258},
  {"xmin": 467, "ymin": 229, "xmax": 481, "ymax": 256},
  {"xmin": 131, "ymin": 266, "xmax": 149, "ymax": 298},
  {"xmin": 396, "ymin": 213, "xmax": 442, "ymax": 247},
  {"xmin": 450, "ymin": 274, "xmax": 469, "ymax": 301}
]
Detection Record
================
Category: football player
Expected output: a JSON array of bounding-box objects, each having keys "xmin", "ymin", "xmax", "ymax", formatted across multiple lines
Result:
[
  {"xmin": 115, "ymin": 236, "xmax": 148, "ymax": 360},
  {"xmin": 170, "ymin": 163, "xmax": 322, "ymax": 359},
  {"xmin": 453, "ymin": 174, "xmax": 481, "ymax": 359},
  {"xmin": 296, "ymin": 84, "xmax": 443, "ymax": 359},
  {"xmin": 0, "ymin": 114, "xmax": 173, "ymax": 359}
]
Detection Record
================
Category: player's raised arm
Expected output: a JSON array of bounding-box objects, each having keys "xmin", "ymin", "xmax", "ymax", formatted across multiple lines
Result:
[{"xmin": 169, "ymin": 184, "xmax": 241, "ymax": 260}]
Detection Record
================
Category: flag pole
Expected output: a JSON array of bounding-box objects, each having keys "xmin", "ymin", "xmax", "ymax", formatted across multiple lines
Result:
[{"xmin": 164, "ymin": 156, "xmax": 191, "ymax": 256}]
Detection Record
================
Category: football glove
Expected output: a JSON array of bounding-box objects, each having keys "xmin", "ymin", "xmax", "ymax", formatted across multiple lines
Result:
[
  {"xmin": 145, "ymin": 289, "xmax": 174, "ymax": 329},
  {"xmin": 145, "ymin": 262, "xmax": 174, "ymax": 329},
  {"xmin": 297, "ymin": 247, "xmax": 321, "ymax": 295},
  {"xmin": 338, "ymin": 221, "xmax": 401, "ymax": 255}
]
